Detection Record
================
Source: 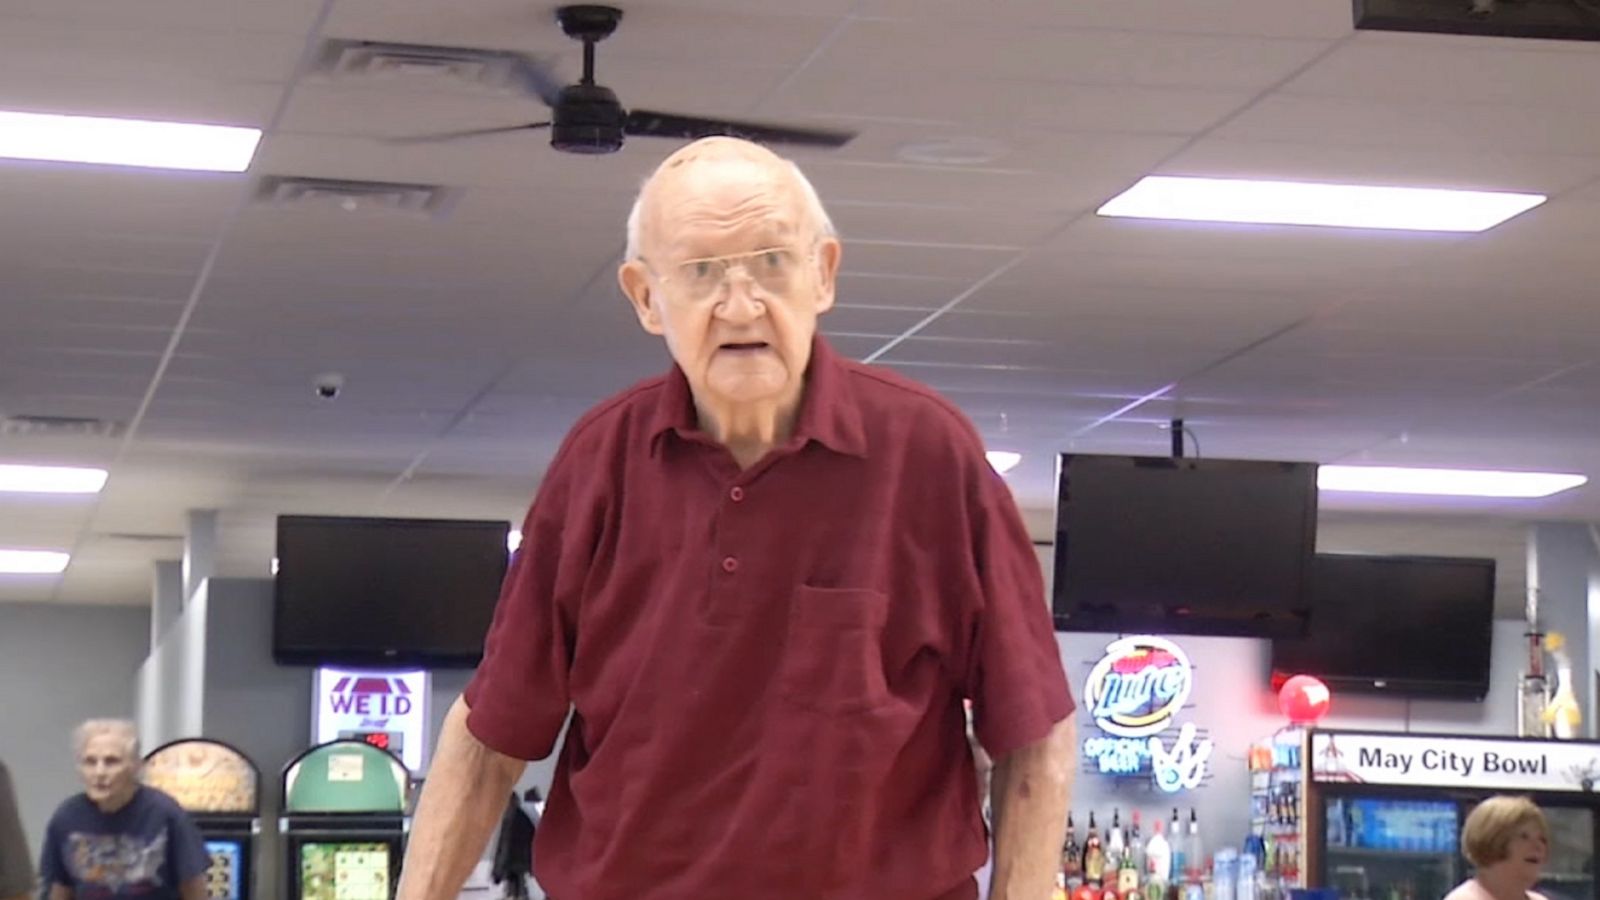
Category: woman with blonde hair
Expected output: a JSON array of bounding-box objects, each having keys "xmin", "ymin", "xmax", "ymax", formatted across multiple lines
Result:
[{"xmin": 1444, "ymin": 795, "xmax": 1550, "ymax": 900}]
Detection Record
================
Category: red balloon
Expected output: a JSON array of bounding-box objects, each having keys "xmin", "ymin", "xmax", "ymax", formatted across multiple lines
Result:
[{"xmin": 1279, "ymin": 674, "xmax": 1332, "ymax": 723}]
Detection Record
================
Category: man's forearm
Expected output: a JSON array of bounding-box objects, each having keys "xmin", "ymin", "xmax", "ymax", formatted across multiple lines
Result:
[
  {"xmin": 396, "ymin": 696, "xmax": 529, "ymax": 900},
  {"xmin": 988, "ymin": 715, "xmax": 1075, "ymax": 900}
]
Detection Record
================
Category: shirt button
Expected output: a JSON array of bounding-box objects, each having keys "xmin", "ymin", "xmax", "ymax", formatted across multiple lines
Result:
[
  {"xmin": 729, "ymin": 486, "xmax": 745, "ymax": 502},
  {"xmin": 721, "ymin": 556, "xmax": 739, "ymax": 573}
]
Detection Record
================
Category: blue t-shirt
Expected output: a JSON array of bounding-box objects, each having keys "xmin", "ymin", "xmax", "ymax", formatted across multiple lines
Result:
[{"xmin": 40, "ymin": 787, "xmax": 208, "ymax": 900}]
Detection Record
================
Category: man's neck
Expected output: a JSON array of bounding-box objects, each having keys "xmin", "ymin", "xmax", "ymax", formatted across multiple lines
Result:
[{"xmin": 697, "ymin": 393, "xmax": 802, "ymax": 470}]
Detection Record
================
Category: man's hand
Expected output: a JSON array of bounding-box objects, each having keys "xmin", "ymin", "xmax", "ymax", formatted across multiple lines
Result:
[
  {"xmin": 986, "ymin": 714, "xmax": 1075, "ymax": 900},
  {"xmin": 396, "ymin": 696, "xmax": 529, "ymax": 900}
]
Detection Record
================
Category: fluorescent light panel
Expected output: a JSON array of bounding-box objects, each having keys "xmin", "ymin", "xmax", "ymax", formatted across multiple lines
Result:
[
  {"xmin": 986, "ymin": 451, "xmax": 1022, "ymax": 475},
  {"xmin": 0, "ymin": 110, "xmax": 261, "ymax": 172},
  {"xmin": 0, "ymin": 464, "xmax": 108, "ymax": 494},
  {"xmin": 0, "ymin": 549, "xmax": 70, "ymax": 574},
  {"xmin": 1319, "ymin": 465, "xmax": 1586, "ymax": 498},
  {"xmin": 1098, "ymin": 175, "xmax": 1546, "ymax": 233}
]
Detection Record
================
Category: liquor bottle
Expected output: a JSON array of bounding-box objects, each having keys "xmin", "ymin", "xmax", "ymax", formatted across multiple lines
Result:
[
  {"xmin": 1083, "ymin": 812, "xmax": 1106, "ymax": 884},
  {"xmin": 1107, "ymin": 808, "xmax": 1126, "ymax": 872},
  {"xmin": 1063, "ymin": 813, "xmax": 1083, "ymax": 887},
  {"xmin": 1167, "ymin": 809, "xmax": 1185, "ymax": 881},
  {"xmin": 1184, "ymin": 808, "xmax": 1203, "ymax": 880},
  {"xmin": 1128, "ymin": 810, "xmax": 1146, "ymax": 877},
  {"xmin": 1116, "ymin": 839, "xmax": 1141, "ymax": 895},
  {"xmin": 1144, "ymin": 818, "xmax": 1172, "ymax": 885}
]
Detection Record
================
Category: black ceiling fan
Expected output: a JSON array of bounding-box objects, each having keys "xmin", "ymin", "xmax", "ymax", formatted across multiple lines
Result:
[{"xmin": 393, "ymin": 5, "xmax": 857, "ymax": 154}]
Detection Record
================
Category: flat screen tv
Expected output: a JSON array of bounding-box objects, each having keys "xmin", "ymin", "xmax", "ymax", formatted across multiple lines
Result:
[
  {"xmin": 1052, "ymin": 454, "xmax": 1319, "ymax": 637},
  {"xmin": 1272, "ymin": 553, "xmax": 1496, "ymax": 700},
  {"xmin": 273, "ymin": 516, "xmax": 509, "ymax": 668}
]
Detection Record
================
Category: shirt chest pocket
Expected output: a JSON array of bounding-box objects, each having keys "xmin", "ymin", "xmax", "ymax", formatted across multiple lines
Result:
[{"xmin": 778, "ymin": 585, "xmax": 894, "ymax": 716}]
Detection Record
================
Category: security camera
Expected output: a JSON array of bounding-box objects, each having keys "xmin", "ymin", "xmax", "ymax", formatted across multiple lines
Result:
[{"xmin": 313, "ymin": 372, "xmax": 345, "ymax": 400}]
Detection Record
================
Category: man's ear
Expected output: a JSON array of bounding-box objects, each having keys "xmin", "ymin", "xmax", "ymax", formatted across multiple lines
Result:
[
  {"xmin": 618, "ymin": 261, "xmax": 664, "ymax": 335},
  {"xmin": 813, "ymin": 237, "xmax": 841, "ymax": 315}
]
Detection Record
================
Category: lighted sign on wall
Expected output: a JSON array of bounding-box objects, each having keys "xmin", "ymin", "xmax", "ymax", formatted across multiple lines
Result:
[
  {"xmin": 312, "ymin": 668, "xmax": 430, "ymax": 773},
  {"xmin": 1081, "ymin": 635, "xmax": 1212, "ymax": 792}
]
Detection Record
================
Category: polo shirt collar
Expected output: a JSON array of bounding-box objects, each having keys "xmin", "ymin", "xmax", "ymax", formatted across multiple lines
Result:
[{"xmin": 649, "ymin": 334, "xmax": 868, "ymax": 459}]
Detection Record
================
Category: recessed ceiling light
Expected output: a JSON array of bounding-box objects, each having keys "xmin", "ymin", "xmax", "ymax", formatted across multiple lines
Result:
[
  {"xmin": 1318, "ymin": 465, "xmax": 1586, "ymax": 498},
  {"xmin": 986, "ymin": 451, "xmax": 1022, "ymax": 474},
  {"xmin": 0, "ymin": 464, "xmax": 108, "ymax": 494},
  {"xmin": 0, "ymin": 110, "xmax": 261, "ymax": 172},
  {"xmin": 0, "ymin": 549, "xmax": 70, "ymax": 574},
  {"xmin": 1098, "ymin": 176, "xmax": 1545, "ymax": 233}
]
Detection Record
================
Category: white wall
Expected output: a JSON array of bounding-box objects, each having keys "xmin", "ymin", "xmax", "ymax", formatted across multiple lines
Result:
[{"xmin": 0, "ymin": 603, "xmax": 150, "ymax": 856}]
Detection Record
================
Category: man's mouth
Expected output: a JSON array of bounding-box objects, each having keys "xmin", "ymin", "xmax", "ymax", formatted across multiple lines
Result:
[{"xmin": 719, "ymin": 341, "xmax": 769, "ymax": 353}]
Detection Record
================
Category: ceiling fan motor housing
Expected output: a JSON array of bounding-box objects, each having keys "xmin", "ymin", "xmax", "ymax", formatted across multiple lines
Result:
[{"xmin": 551, "ymin": 82, "xmax": 626, "ymax": 153}]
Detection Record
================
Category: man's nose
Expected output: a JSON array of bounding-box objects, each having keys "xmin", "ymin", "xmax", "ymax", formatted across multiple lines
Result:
[{"xmin": 714, "ymin": 273, "xmax": 765, "ymax": 322}]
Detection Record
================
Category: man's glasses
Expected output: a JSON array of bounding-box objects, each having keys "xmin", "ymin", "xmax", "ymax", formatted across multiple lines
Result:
[{"xmin": 651, "ymin": 246, "xmax": 808, "ymax": 303}]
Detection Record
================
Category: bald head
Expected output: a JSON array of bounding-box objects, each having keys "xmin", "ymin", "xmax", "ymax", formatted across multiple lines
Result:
[{"xmin": 625, "ymin": 137, "xmax": 836, "ymax": 262}]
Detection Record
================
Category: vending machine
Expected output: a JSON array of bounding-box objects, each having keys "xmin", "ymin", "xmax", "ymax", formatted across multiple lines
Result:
[
  {"xmin": 280, "ymin": 739, "xmax": 412, "ymax": 900},
  {"xmin": 1307, "ymin": 729, "xmax": 1600, "ymax": 900},
  {"xmin": 142, "ymin": 738, "xmax": 263, "ymax": 900}
]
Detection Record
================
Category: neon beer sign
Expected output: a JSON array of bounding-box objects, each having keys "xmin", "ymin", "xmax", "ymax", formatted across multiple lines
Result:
[
  {"xmin": 1085, "ymin": 636, "xmax": 1193, "ymax": 737},
  {"xmin": 1081, "ymin": 635, "xmax": 1211, "ymax": 792}
]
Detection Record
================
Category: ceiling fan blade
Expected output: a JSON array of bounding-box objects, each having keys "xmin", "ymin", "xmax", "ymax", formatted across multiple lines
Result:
[
  {"xmin": 386, "ymin": 122, "xmax": 551, "ymax": 145},
  {"xmin": 624, "ymin": 109, "xmax": 856, "ymax": 148},
  {"xmin": 506, "ymin": 52, "xmax": 566, "ymax": 108}
]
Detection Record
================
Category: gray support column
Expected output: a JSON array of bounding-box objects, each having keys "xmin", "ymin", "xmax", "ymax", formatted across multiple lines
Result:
[
  {"xmin": 149, "ymin": 559, "xmax": 183, "ymax": 647},
  {"xmin": 182, "ymin": 509, "xmax": 218, "ymax": 604}
]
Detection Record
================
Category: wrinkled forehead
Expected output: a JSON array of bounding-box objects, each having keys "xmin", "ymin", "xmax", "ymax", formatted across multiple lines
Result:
[{"xmin": 643, "ymin": 147, "xmax": 806, "ymax": 256}]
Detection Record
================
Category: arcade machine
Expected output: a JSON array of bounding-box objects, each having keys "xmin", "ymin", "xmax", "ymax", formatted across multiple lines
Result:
[
  {"xmin": 280, "ymin": 739, "xmax": 412, "ymax": 900},
  {"xmin": 142, "ymin": 739, "xmax": 263, "ymax": 900}
]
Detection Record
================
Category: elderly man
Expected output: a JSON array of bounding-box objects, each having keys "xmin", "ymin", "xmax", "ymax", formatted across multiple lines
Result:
[
  {"xmin": 399, "ymin": 137, "xmax": 1075, "ymax": 900},
  {"xmin": 0, "ymin": 757, "xmax": 33, "ymax": 900},
  {"xmin": 39, "ymin": 721, "xmax": 207, "ymax": 900}
]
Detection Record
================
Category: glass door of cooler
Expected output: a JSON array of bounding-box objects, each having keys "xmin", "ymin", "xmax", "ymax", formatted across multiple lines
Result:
[
  {"xmin": 1538, "ymin": 806, "xmax": 1595, "ymax": 900},
  {"xmin": 1323, "ymin": 796, "xmax": 1459, "ymax": 900}
]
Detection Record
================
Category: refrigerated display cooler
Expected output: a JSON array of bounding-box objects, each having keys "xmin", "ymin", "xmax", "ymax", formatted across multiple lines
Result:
[{"xmin": 1306, "ymin": 729, "xmax": 1600, "ymax": 900}]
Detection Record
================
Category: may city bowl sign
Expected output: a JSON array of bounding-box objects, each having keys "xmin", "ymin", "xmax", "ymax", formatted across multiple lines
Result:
[
  {"xmin": 1085, "ymin": 635, "xmax": 1193, "ymax": 737},
  {"xmin": 1081, "ymin": 635, "xmax": 1212, "ymax": 792}
]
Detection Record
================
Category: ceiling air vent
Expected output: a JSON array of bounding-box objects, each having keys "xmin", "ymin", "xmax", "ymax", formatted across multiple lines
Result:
[
  {"xmin": 255, "ymin": 176, "xmax": 461, "ymax": 219},
  {"xmin": 0, "ymin": 415, "xmax": 125, "ymax": 438},
  {"xmin": 99, "ymin": 533, "xmax": 185, "ymax": 544},
  {"xmin": 315, "ymin": 38, "xmax": 534, "ymax": 92}
]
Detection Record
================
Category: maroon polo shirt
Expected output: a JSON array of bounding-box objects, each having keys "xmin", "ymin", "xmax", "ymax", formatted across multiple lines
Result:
[{"xmin": 464, "ymin": 336, "xmax": 1072, "ymax": 900}]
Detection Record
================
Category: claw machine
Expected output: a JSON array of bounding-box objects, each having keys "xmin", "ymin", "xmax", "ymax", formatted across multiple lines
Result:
[{"xmin": 1307, "ymin": 729, "xmax": 1600, "ymax": 900}]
